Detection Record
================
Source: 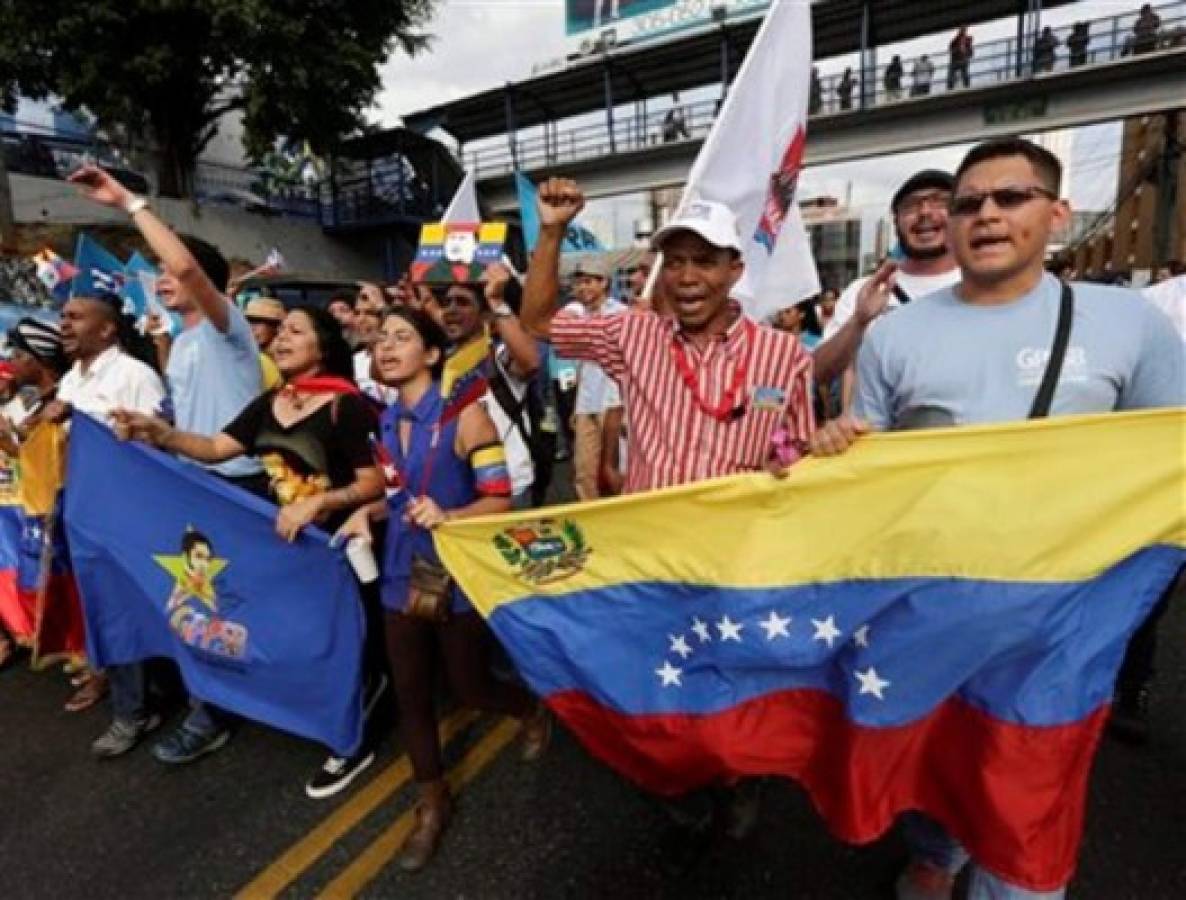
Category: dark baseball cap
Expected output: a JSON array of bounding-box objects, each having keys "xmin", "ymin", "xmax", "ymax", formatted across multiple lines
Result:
[{"xmin": 891, "ymin": 170, "xmax": 955, "ymax": 212}]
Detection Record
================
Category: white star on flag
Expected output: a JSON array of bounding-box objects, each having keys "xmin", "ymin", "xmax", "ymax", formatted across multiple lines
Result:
[
  {"xmin": 855, "ymin": 666, "xmax": 891, "ymax": 700},
  {"xmin": 669, "ymin": 634, "xmax": 693, "ymax": 659},
  {"xmin": 717, "ymin": 615, "xmax": 744, "ymax": 642},
  {"xmin": 854, "ymin": 624, "xmax": 870, "ymax": 648},
  {"xmin": 656, "ymin": 660, "xmax": 683, "ymax": 687},
  {"xmin": 811, "ymin": 615, "xmax": 841, "ymax": 648},
  {"xmin": 691, "ymin": 617, "xmax": 712, "ymax": 643},
  {"xmin": 759, "ymin": 610, "xmax": 792, "ymax": 640}
]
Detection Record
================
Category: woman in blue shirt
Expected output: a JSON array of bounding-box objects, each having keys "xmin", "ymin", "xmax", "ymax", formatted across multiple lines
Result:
[{"xmin": 337, "ymin": 304, "xmax": 550, "ymax": 873}]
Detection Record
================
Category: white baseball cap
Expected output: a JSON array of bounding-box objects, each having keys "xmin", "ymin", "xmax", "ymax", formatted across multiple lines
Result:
[{"xmin": 652, "ymin": 200, "xmax": 743, "ymax": 254}]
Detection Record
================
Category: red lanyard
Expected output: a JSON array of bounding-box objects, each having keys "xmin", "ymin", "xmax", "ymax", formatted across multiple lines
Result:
[{"xmin": 668, "ymin": 319, "xmax": 754, "ymax": 422}]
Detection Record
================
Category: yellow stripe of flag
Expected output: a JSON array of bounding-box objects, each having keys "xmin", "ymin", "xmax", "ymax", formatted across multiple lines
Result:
[{"xmin": 435, "ymin": 409, "xmax": 1186, "ymax": 617}]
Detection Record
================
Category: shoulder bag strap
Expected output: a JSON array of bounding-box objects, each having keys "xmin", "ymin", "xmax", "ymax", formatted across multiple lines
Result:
[
  {"xmin": 488, "ymin": 367, "xmax": 532, "ymax": 442},
  {"xmin": 1027, "ymin": 282, "xmax": 1074, "ymax": 420}
]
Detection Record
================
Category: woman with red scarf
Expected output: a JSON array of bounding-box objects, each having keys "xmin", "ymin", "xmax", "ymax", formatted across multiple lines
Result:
[{"xmin": 113, "ymin": 305, "xmax": 386, "ymax": 797}]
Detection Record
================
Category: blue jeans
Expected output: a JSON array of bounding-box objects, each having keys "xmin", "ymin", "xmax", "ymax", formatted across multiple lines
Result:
[
  {"xmin": 107, "ymin": 663, "xmax": 146, "ymax": 724},
  {"xmin": 901, "ymin": 812, "xmax": 1066, "ymax": 899},
  {"xmin": 182, "ymin": 700, "xmax": 231, "ymax": 737}
]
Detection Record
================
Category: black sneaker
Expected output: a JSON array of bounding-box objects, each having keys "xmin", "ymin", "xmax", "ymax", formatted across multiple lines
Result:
[
  {"xmin": 1108, "ymin": 685, "xmax": 1151, "ymax": 745},
  {"xmin": 306, "ymin": 750, "xmax": 376, "ymax": 800}
]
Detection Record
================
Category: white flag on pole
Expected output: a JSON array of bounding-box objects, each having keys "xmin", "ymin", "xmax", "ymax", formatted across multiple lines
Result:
[
  {"xmin": 442, "ymin": 171, "xmax": 481, "ymax": 223},
  {"xmin": 677, "ymin": 0, "xmax": 819, "ymax": 319}
]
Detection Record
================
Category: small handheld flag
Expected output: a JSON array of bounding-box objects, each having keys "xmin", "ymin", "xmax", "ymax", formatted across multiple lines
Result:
[{"xmin": 71, "ymin": 234, "xmax": 127, "ymax": 301}]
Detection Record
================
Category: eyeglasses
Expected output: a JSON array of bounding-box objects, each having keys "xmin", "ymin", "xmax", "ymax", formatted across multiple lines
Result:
[
  {"xmin": 949, "ymin": 186, "xmax": 1058, "ymax": 217},
  {"xmin": 897, "ymin": 191, "xmax": 952, "ymax": 216}
]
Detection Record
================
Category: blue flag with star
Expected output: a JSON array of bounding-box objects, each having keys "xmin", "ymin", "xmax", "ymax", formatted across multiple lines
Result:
[{"xmin": 63, "ymin": 413, "xmax": 366, "ymax": 755}]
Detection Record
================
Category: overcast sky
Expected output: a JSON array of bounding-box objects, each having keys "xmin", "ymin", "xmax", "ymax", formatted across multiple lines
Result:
[{"xmin": 373, "ymin": 0, "xmax": 1130, "ymax": 238}]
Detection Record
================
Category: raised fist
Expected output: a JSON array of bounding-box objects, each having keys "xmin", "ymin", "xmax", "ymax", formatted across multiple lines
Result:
[{"xmin": 537, "ymin": 178, "xmax": 585, "ymax": 228}]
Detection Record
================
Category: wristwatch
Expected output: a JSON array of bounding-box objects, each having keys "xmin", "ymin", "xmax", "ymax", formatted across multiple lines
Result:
[
  {"xmin": 125, "ymin": 195, "xmax": 149, "ymax": 216},
  {"xmin": 490, "ymin": 302, "xmax": 515, "ymax": 320}
]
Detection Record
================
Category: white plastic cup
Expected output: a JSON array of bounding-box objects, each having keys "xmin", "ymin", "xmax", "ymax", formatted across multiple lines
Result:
[{"xmin": 345, "ymin": 536, "xmax": 379, "ymax": 584}]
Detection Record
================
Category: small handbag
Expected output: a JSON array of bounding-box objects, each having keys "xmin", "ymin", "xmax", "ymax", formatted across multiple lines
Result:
[{"xmin": 406, "ymin": 553, "xmax": 453, "ymax": 623}]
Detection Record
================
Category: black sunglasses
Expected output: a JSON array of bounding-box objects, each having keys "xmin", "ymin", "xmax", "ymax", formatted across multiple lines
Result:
[{"xmin": 949, "ymin": 186, "xmax": 1057, "ymax": 217}]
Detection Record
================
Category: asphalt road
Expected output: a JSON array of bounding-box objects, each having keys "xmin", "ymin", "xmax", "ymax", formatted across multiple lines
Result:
[{"xmin": 1, "ymin": 585, "xmax": 1184, "ymax": 899}]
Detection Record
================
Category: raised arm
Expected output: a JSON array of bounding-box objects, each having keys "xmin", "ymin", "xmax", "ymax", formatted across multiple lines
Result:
[
  {"xmin": 812, "ymin": 261, "xmax": 897, "ymax": 385},
  {"xmin": 483, "ymin": 263, "xmax": 539, "ymax": 378},
  {"xmin": 68, "ymin": 164, "xmax": 231, "ymax": 333},
  {"xmin": 520, "ymin": 178, "xmax": 586, "ymax": 340}
]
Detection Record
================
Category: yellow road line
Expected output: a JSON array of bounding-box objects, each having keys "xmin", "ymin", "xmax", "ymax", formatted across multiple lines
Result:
[
  {"xmin": 315, "ymin": 717, "xmax": 520, "ymax": 900},
  {"xmin": 235, "ymin": 709, "xmax": 482, "ymax": 900}
]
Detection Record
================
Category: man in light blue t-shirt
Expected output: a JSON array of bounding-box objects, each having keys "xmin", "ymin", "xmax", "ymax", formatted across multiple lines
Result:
[
  {"xmin": 71, "ymin": 165, "xmax": 265, "ymax": 768},
  {"xmin": 810, "ymin": 138, "xmax": 1184, "ymax": 900}
]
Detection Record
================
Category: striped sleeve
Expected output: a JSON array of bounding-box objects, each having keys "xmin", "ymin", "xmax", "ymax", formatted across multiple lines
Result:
[
  {"xmin": 470, "ymin": 442, "xmax": 512, "ymax": 498},
  {"xmin": 788, "ymin": 341, "xmax": 816, "ymax": 442},
  {"xmin": 771, "ymin": 342, "xmax": 816, "ymax": 465},
  {"xmin": 551, "ymin": 311, "xmax": 629, "ymax": 380}
]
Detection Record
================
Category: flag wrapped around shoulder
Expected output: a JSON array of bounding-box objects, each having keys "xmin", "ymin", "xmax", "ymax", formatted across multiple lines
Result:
[
  {"xmin": 0, "ymin": 422, "xmax": 85, "ymax": 666},
  {"xmin": 435, "ymin": 410, "xmax": 1186, "ymax": 891},
  {"xmin": 678, "ymin": 0, "xmax": 819, "ymax": 318},
  {"xmin": 64, "ymin": 414, "xmax": 366, "ymax": 755}
]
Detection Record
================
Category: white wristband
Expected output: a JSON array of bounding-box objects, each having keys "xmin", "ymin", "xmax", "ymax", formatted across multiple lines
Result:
[{"xmin": 125, "ymin": 196, "xmax": 149, "ymax": 216}]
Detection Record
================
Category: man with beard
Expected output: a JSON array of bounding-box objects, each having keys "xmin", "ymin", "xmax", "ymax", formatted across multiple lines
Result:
[
  {"xmin": 821, "ymin": 170, "xmax": 961, "ymax": 410},
  {"xmin": 435, "ymin": 266, "xmax": 543, "ymax": 508},
  {"xmin": 810, "ymin": 137, "xmax": 1183, "ymax": 900}
]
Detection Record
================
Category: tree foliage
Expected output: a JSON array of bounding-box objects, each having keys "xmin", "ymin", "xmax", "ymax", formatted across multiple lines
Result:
[{"xmin": 0, "ymin": 0, "xmax": 436, "ymax": 196}]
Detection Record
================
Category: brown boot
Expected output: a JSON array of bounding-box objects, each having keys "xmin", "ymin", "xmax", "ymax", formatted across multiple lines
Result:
[
  {"xmin": 397, "ymin": 780, "xmax": 452, "ymax": 872},
  {"xmin": 520, "ymin": 701, "xmax": 553, "ymax": 762}
]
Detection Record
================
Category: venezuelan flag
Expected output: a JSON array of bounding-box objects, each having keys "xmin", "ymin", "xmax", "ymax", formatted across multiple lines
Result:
[
  {"xmin": 440, "ymin": 331, "xmax": 491, "ymax": 423},
  {"xmin": 0, "ymin": 423, "xmax": 85, "ymax": 667},
  {"xmin": 435, "ymin": 410, "xmax": 1186, "ymax": 891}
]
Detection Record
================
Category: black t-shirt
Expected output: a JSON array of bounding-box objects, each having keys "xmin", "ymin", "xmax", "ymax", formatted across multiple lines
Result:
[{"xmin": 224, "ymin": 390, "xmax": 376, "ymax": 530}]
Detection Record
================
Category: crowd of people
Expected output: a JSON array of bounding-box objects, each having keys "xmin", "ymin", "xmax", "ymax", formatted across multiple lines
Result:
[
  {"xmin": 1, "ymin": 132, "xmax": 1184, "ymax": 899},
  {"xmin": 807, "ymin": 9, "xmax": 1183, "ymax": 115}
]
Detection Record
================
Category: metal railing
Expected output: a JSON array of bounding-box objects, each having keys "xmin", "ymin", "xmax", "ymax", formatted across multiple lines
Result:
[
  {"xmin": 0, "ymin": 118, "xmax": 322, "ymax": 219},
  {"xmin": 463, "ymin": 0, "xmax": 1186, "ymax": 178}
]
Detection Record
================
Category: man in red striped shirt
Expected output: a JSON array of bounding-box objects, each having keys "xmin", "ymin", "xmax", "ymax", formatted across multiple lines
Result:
[
  {"xmin": 521, "ymin": 177, "xmax": 815, "ymax": 867},
  {"xmin": 522, "ymin": 179, "xmax": 815, "ymax": 490}
]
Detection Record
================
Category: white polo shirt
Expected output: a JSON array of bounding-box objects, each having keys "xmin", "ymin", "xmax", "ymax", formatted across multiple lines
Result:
[{"xmin": 59, "ymin": 346, "xmax": 167, "ymax": 423}]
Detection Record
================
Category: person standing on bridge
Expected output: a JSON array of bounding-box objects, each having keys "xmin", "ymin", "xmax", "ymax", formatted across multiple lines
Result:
[
  {"xmin": 948, "ymin": 26, "xmax": 974, "ymax": 89},
  {"xmin": 1033, "ymin": 27, "xmax": 1059, "ymax": 73},
  {"xmin": 1133, "ymin": 4, "xmax": 1162, "ymax": 54},
  {"xmin": 911, "ymin": 54, "xmax": 935, "ymax": 96},
  {"xmin": 885, "ymin": 54, "xmax": 905, "ymax": 101},
  {"xmin": 820, "ymin": 169, "xmax": 962, "ymax": 412},
  {"xmin": 837, "ymin": 67, "xmax": 855, "ymax": 110},
  {"xmin": 1067, "ymin": 21, "xmax": 1091, "ymax": 67}
]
